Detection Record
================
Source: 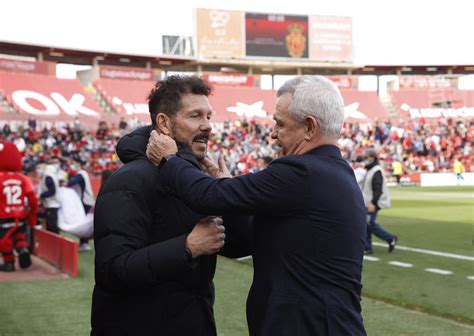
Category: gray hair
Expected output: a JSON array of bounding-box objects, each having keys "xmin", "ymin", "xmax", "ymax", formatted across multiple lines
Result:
[{"xmin": 277, "ymin": 75, "xmax": 345, "ymax": 139}]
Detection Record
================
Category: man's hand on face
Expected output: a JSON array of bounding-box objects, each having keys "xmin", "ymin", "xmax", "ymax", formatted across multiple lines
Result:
[
  {"xmin": 200, "ymin": 154, "xmax": 231, "ymax": 178},
  {"xmin": 185, "ymin": 217, "xmax": 226, "ymax": 257},
  {"xmin": 146, "ymin": 130, "xmax": 178, "ymax": 166}
]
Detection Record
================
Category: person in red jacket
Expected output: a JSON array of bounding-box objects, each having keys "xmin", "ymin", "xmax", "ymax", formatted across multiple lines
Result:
[{"xmin": 0, "ymin": 141, "xmax": 38, "ymax": 272}]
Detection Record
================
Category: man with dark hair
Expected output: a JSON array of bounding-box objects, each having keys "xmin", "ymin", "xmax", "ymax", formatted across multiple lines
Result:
[
  {"xmin": 255, "ymin": 156, "xmax": 273, "ymax": 172},
  {"xmin": 91, "ymin": 76, "xmax": 252, "ymax": 336},
  {"xmin": 147, "ymin": 75, "xmax": 367, "ymax": 335},
  {"xmin": 362, "ymin": 149, "xmax": 397, "ymax": 254}
]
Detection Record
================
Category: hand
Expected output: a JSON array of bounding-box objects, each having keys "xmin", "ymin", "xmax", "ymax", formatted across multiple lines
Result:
[
  {"xmin": 200, "ymin": 154, "xmax": 231, "ymax": 178},
  {"xmin": 186, "ymin": 217, "xmax": 225, "ymax": 257},
  {"xmin": 367, "ymin": 202, "xmax": 376, "ymax": 213},
  {"xmin": 146, "ymin": 130, "xmax": 178, "ymax": 166}
]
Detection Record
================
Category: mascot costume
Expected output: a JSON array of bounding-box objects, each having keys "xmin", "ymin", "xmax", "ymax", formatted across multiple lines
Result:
[{"xmin": 0, "ymin": 141, "xmax": 38, "ymax": 272}]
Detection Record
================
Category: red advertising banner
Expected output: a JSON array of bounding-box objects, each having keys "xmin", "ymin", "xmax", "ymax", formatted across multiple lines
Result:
[
  {"xmin": 309, "ymin": 16, "xmax": 353, "ymax": 62},
  {"xmin": 100, "ymin": 66, "xmax": 154, "ymax": 81},
  {"xmin": 399, "ymin": 76, "xmax": 457, "ymax": 89},
  {"xmin": 202, "ymin": 73, "xmax": 254, "ymax": 87},
  {"xmin": 245, "ymin": 13, "xmax": 309, "ymax": 58},
  {"xmin": 0, "ymin": 58, "xmax": 52, "ymax": 74}
]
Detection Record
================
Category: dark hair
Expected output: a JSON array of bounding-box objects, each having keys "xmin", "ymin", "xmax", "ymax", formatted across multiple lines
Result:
[
  {"xmin": 260, "ymin": 156, "xmax": 273, "ymax": 165},
  {"xmin": 355, "ymin": 155, "xmax": 364, "ymax": 163},
  {"xmin": 365, "ymin": 148, "xmax": 378, "ymax": 159},
  {"xmin": 147, "ymin": 75, "xmax": 212, "ymax": 126}
]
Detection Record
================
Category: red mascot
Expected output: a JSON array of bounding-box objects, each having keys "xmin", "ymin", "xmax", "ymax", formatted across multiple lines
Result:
[{"xmin": 0, "ymin": 141, "xmax": 38, "ymax": 272}]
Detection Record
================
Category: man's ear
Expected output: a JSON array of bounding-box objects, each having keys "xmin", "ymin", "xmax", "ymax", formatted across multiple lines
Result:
[
  {"xmin": 304, "ymin": 116, "xmax": 319, "ymax": 141},
  {"xmin": 156, "ymin": 113, "xmax": 172, "ymax": 136}
]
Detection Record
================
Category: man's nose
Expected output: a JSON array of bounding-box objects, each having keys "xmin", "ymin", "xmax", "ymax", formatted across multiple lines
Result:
[
  {"xmin": 270, "ymin": 129, "xmax": 277, "ymax": 139},
  {"xmin": 201, "ymin": 119, "xmax": 212, "ymax": 132}
]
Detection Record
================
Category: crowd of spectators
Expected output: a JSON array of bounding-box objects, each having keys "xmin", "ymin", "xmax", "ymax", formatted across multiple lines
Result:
[
  {"xmin": 339, "ymin": 118, "xmax": 473, "ymax": 176},
  {"xmin": 0, "ymin": 117, "xmax": 472, "ymax": 181},
  {"xmin": 1, "ymin": 120, "xmax": 122, "ymax": 179}
]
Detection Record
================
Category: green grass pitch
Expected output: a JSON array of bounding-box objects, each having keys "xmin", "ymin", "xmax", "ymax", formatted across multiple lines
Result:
[{"xmin": 0, "ymin": 186, "xmax": 472, "ymax": 335}]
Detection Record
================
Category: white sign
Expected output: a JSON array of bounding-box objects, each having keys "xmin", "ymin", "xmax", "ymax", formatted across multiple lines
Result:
[
  {"xmin": 226, "ymin": 101, "xmax": 268, "ymax": 118},
  {"xmin": 401, "ymin": 103, "xmax": 474, "ymax": 119},
  {"xmin": 420, "ymin": 172, "xmax": 474, "ymax": 186},
  {"xmin": 11, "ymin": 90, "xmax": 100, "ymax": 117}
]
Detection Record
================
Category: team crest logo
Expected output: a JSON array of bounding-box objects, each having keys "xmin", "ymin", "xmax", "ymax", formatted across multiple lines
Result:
[{"xmin": 285, "ymin": 24, "xmax": 306, "ymax": 58}]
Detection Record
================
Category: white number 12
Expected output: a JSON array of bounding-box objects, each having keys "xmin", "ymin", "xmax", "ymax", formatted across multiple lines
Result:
[{"xmin": 3, "ymin": 185, "xmax": 22, "ymax": 205}]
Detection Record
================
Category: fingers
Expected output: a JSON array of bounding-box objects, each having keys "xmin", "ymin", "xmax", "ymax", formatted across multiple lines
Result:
[
  {"xmin": 211, "ymin": 216, "xmax": 224, "ymax": 226},
  {"xmin": 218, "ymin": 155, "xmax": 231, "ymax": 177},
  {"xmin": 218, "ymin": 155, "xmax": 226, "ymax": 170},
  {"xmin": 201, "ymin": 157, "xmax": 217, "ymax": 170},
  {"xmin": 146, "ymin": 131, "xmax": 178, "ymax": 166}
]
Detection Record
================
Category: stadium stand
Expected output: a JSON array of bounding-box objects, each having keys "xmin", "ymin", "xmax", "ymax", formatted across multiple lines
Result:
[
  {"xmin": 340, "ymin": 90, "xmax": 389, "ymax": 121},
  {"xmin": 93, "ymin": 78, "xmax": 154, "ymax": 124},
  {"xmin": 0, "ymin": 71, "xmax": 107, "ymax": 130},
  {"xmin": 210, "ymin": 86, "xmax": 277, "ymax": 122},
  {"xmin": 390, "ymin": 88, "xmax": 474, "ymax": 120},
  {"xmin": 208, "ymin": 86, "xmax": 390, "ymax": 122}
]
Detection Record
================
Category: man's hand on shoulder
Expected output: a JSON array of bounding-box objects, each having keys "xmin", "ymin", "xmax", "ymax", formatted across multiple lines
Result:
[{"xmin": 146, "ymin": 130, "xmax": 178, "ymax": 166}]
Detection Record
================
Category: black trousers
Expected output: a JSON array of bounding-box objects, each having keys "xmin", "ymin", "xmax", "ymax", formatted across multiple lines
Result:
[{"xmin": 45, "ymin": 208, "xmax": 60, "ymax": 234}]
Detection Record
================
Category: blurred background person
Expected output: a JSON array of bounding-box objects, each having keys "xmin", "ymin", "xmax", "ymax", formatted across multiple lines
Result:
[
  {"xmin": 391, "ymin": 159, "xmax": 404, "ymax": 185},
  {"xmin": 254, "ymin": 156, "xmax": 273, "ymax": 172},
  {"xmin": 38, "ymin": 156, "xmax": 61, "ymax": 234},
  {"xmin": 453, "ymin": 156, "xmax": 465, "ymax": 185},
  {"xmin": 361, "ymin": 149, "xmax": 397, "ymax": 255},
  {"xmin": 0, "ymin": 141, "xmax": 38, "ymax": 272},
  {"xmin": 67, "ymin": 159, "xmax": 95, "ymax": 251}
]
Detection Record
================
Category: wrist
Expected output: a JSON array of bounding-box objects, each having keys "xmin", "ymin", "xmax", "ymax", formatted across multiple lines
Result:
[
  {"xmin": 159, "ymin": 154, "xmax": 177, "ymax": 168},
  {"xmin": 185, "ymin": 237, "xmax": 196, "ymax": 259}
]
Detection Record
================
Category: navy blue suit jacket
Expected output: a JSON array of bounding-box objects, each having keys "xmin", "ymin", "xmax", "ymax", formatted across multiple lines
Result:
[{"xmin": 159, "ymin": 145, "xmax": 367, "ymax": 336}]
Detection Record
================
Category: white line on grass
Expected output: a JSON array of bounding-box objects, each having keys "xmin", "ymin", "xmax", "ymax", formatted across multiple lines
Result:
[
  {"xmin": 372, "ymin": 242, "xmax": 474, "ymax": 261},
  {"xmin": 363, "ymin": 256, "xmax": 380, "ymax": 261},
  {"xmin": 425, "ymin": 268, "xmax": 453, "ymax": 275},
  {"xmin": 467, "ymin": 276, "xmax": 474, "ymax": 280},
  {"xmin": 388, "ymin": 261, "xmax": 413, "ymax": 268}
]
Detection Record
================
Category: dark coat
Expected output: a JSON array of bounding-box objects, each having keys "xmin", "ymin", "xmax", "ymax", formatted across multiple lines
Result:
[
  {"xmin": 91, "ymin": 126, "xmax": 253, "ymax": 336},
  {"xmin": 159, "ymin": 145, "xmax": 367, "ymax": 336}
]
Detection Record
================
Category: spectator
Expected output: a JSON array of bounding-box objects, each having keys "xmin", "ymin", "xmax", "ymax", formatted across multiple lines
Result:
[
  {"xmin": 254, "ymin": 156, "xmax": 273, "ymax": 172},
  {"xmin": 38, "ymin": 156, "xmax": 61, "ymax": 234},
  {"xmin": 67, "ymin": 159, "xmax": 95, "ymax": 251}
]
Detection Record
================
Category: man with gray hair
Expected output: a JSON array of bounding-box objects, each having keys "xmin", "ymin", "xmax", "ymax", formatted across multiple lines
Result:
[{"xmin": 147, "ymin": 75, "xmax": 367, "ymax": 335}]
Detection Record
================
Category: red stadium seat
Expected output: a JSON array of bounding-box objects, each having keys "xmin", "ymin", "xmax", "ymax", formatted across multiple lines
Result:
[
  {"xmin": 391, "ymin": 88, "xmax": 474, "ymax": 120},
  {"xmin": 0, "ymin": 71, "xmax": 106, "ymax": 129},
  {"xmin": 209, "ymin": 86, "xmax": 389, "ymax": 122},
  {"xmin": 93, "ymin": 78, "xmax": 154, "ymax": 124}
]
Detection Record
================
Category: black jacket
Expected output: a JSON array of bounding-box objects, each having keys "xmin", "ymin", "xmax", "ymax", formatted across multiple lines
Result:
[
  {"xmin": 365, "ymin": 160, "xmax": 383, "ymax": 208},
  {"xmin": 159, "ymin": 145, "xmax": 367, "ymax": 336},
  {"xmin": 91, "ymin": 125, "xmax": 253, "ymax": 336}
]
